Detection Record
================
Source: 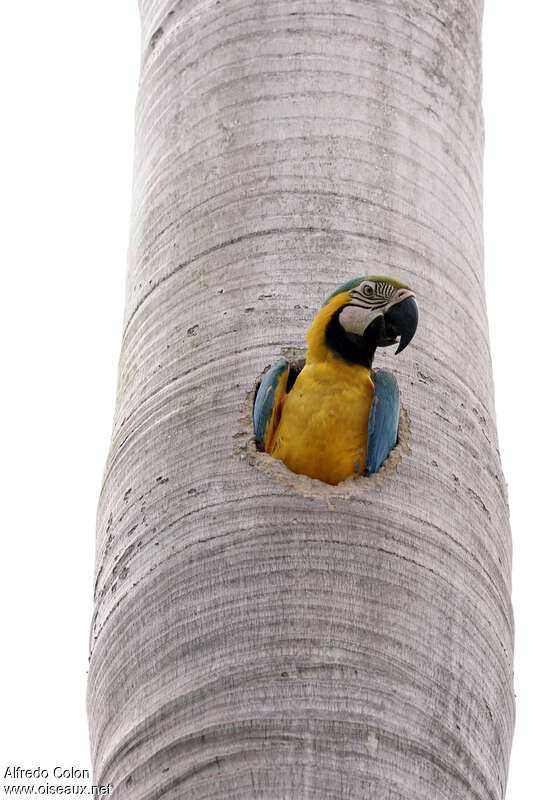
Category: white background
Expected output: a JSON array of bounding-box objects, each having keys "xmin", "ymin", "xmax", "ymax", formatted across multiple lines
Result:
[{"xmin": 0, "ymin": 2, "xmax": 530, "ymax": 797}]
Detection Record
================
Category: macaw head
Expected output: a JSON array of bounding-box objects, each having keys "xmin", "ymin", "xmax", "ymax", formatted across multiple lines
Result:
[{"xmin": 307, "ymin": 276, "xmax": 418, "ymax": 368}]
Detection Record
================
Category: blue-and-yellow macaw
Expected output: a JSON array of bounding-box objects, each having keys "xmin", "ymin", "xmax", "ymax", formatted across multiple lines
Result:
[{"xmin": 254, "ymin": 276, "xmax": 418, "ymax": 485}]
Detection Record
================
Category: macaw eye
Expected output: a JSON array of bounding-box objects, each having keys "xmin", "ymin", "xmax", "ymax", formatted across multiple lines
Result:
[{"xmin": 362, "ymin": 285, "xmax": 374, "ymax": 297}]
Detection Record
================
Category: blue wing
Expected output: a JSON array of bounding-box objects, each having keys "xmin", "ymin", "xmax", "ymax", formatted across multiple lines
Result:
[
  {"xmin": 366, "ymin": 369, "xmax": 400, "ymax": 474},
  {"xmin": 253, "ymin": 358, "xmax": 290, "ymax": 451}
]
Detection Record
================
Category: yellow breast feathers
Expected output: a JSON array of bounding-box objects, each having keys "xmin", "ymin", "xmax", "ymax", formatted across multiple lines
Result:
[{"xmin": 269, "ymin": 361, "xmax": 374, "ymax": 485}]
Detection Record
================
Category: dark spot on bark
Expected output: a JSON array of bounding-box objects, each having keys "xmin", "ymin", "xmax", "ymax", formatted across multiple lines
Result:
[
  {"xmin": 467, "ymin": 488, "xmax": 491, "ymax": 518},
  {"xmin": 188, "ymin": 488, "xmax": 197, "ymax": 496},
  {"xmin": 156, "ymin": 476, "xmax": 169, "ymax": 484},
  {"xmin": 187, "ymin": 324, "xmax": 199, "ymax": 336},
  {"xmin": 150, "ymin": 27, "xmax": 164, "ymax": 49},
  {"xmin": 483, "ymin": 697, "xmax": 494, "ymax": 721}
]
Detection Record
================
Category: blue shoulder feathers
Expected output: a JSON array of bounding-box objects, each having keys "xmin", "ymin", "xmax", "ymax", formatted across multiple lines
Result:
[
  {"xmin": 366, "ymin": 369, "xmax": 400, "ymax": 474},
  {"xmin": 253, "ymin": 358, "xmax": 290, "ymax": 451}
]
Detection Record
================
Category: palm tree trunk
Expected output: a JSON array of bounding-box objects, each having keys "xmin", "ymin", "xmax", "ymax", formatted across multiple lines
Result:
[{"xmin": 87, "ymin": 1, "xmax": 514, "ymax": 797}]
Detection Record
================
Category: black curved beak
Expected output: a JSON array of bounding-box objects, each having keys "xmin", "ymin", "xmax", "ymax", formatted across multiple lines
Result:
[{"xmin": 384, "ymin": 295, "xmax": 418, "ymax": 354}]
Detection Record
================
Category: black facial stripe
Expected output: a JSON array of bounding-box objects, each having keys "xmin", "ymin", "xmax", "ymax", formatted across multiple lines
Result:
[
  {"xmin": 347, "ymin": 300, "xmax": 388, "ymax": 310},
  {"xmin": 379, "ymin": 283, "xmax": 394, "ymax": 297}
]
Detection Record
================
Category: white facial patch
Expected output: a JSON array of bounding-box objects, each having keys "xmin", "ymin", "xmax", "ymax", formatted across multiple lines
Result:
[{"xmin": 338, "ymin": 304, "xmax": 383, "ymax": 336}]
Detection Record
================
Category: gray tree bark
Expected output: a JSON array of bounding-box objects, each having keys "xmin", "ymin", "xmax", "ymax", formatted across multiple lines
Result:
[{"xmin": 87, "ymin": 1, "xmax": 514, "ymax": 798}]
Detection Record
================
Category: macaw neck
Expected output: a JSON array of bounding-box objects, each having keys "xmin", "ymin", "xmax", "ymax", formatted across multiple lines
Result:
[{"xmin": 305, "ymin": 302, "xmax": 376, "ymax": 370}]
